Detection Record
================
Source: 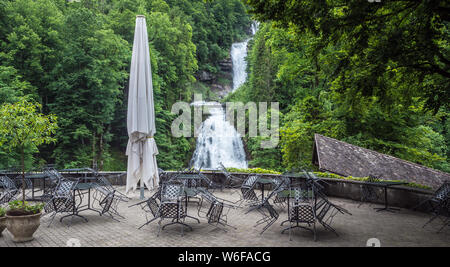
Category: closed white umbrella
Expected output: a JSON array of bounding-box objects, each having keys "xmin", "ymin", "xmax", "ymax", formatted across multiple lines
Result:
[{"xmin": 126, "ymin": 15, "xmax": 159, "ymax": 197}]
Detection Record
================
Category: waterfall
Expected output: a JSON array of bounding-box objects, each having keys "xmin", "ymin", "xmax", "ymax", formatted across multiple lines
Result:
[
  {"xmin": 231, "ymin": 40, "xmax": 249, "ymax": 92},
  {"xmin": 190, "ymin": 102, "xmax": 248, "ymax": 170},
  {"xmin": 190, "ymin": 22, "xmax": 259, "ymax": 170}
]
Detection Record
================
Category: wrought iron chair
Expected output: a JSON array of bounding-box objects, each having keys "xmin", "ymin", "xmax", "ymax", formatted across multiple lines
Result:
[
  {"xmin": 95, "ymin": 174, "xmax": 130, "ymax": 201},
  {"xmin": 156, "ymin": 182, "xmax": 191, "ymax": 236},
  {"xmin": 254, "ymin": 201, "xmax": 279, "ymax": 235},
  {"xmin": 273, "ymin": 176, "xmax": 291, "ymax": 208},
  {"xmin": 237, "ymin": 175, "xmax": 261, "ymax": 207},
  {"xmin": 252, "ymin": 179, "xmax": 285, "ymax": 234},
  {"xmin": 196, "ymin": 187, "xmax": 238, "ymax": 232},
  {"xmin": 130, "ymin": 188, "xmax": 162, "ymax": 230},
  {"xmin": 43, "ymin": 178, "xmax": 82, "ymax": 227},
  {"xmin": 92, "ymin": 186, "xmax": 123, "ymax": 221},
  {"xmin": 42, "ymin": 168, "xmax": 64, "ymax": 197},
  {"xmin": 415, "ymin": 181, "xmax": 450, "ymax": 232},
  {"xmin": 247, "ymin": 178, "xmax": 286, "ymax": 214},
  {"xmin": 358, "ymin": 175, "xmax": 381, "ymax": 207},
  {"xmin": 218, "ymin": 162, "xmax": 243, "ymax": 190},
  {"xmin": 315, "ymin": 195, "xmax": 352, "ymax": 236},
  {"xmin": 0, "ymin": 176, "xmax": 19, "ymax": 206},
  {"xmin": 282, "ymin": 186, "xmax": 317, "ymax": 241}
]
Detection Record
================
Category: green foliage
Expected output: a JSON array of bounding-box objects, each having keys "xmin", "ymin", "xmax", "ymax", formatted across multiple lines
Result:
[
  {"xmin": 313, "ymin": 172, "xmax": 432, "ymax": 190},
  {"xmin": 0, "ymin": 98, "xmax": 58, "ymax": 151},
  {"xmin": 226, "ymin": 167, "xmax": 281, "ymax": 175},
  {"xmin": 245, "ymin": 0, "xmax": 450, "ymax": 111},
  {"xmin": 234, "ymin": 18, "xmax": 449, "ymax": 174},
  {"xmin": 0, "ymin": 206, "xmax": 5, "ymax": 217},
  {"xmin": 0, "ymin": 0, "xmax": 251, "ymax": 171},
  {"xmin": 8, "ymin": 200, "xmax": 44, "ymax": 215}
]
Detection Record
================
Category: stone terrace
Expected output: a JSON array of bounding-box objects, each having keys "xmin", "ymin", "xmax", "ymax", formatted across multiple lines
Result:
[{"xmin": 0, "ymin": 187, "xmax": 448, "ymax": 247}]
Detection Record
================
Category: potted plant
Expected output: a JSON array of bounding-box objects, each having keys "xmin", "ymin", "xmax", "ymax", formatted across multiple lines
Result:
[
  {"xmin": 0, "ymin": 98, "xmax": 58, "ymax": 242},
  {"xmin": 0, "ymin": 206, "xmax": 6, "ymax": 236},
  {"xmin": 5, "ymin": 200, "xmax": 44, "ymax": 242}
]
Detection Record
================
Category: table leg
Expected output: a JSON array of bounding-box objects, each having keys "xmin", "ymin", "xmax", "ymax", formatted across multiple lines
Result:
[
  {"xmin": 31, "ymin": 179, "xmax": 35, "ymax": 200},
  {"xmin": 374, "ymin": 186, "xmax": 400, "ymax": 212}
]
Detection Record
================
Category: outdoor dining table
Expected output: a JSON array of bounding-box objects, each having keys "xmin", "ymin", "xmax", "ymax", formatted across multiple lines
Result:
[
  {"xmin": 24, "ymin": 173, "xmax": 50, "ymax": 201},
  {"xmin": 362, "ymin": 181, "xmax": 409, "ymax": 212}
]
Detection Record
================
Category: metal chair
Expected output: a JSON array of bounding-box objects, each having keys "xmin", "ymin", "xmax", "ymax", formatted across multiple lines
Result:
[
  {"xmin": 315, "ymin": 196, "xmax": 352, "ymax": 236},
  {"xmin": 282, "ymin": 186, "xmax": 317, "ymax": 241},
  {"xmin": 247, "ymin": 178, "xmax": 286, "ymax": 214},
  {"xmin": 0, "ymin": 176, "xmax": 19, "ymax": 206},
  {"xmin": 218, "ymin": 162, "xmax": 243, "ymax": 190},
  {"xmin": 92, "ymin": 186, "xmax": 123, "ymax": 221},
  {"xmin": 156, "ymin": 182, "xmax": 191, "ymax": 236},
  {"xmin": 252, "ymin": 179, "xmax": 284, "ymax": 235},
  {"xmin": 44, "ymin": 178, "xmax": 82, "ymax": 227},
  {"xmin": 196, "ymin": 187, "xmax": 238, "ymax": 232},
  {"xmin": 415, "ymin": 181, "xmax": 450, "ymax": 232},
  {"xmin": 0, "ymin": 176, "xmax": 19, "ymax": 204},
  {"xmin": 42, "ymin": 168, "xmax": 64, "ymax": 197},
  {"xmin": 237, "ymin": 175, "xmax": 261, "ymax": 207},
  {"xmin": 130, "ymin": 188, "xmax": 162, "ymax": 230},
  {"xmin": 254, "ymin": 201, "xmax": 279, "ymax": 235},
  {"xmin": 273, "ymin": 176, "xmax": 291, "ymax": 208},
  {"xmin": 95, "ymin": 174, "xmax": 130, "ymax": 201}
]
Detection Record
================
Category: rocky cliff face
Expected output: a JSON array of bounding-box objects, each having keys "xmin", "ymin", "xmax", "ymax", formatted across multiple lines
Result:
[{"xmin": 195, "ymin": 57, "xmax": 233, "ymax": 99}]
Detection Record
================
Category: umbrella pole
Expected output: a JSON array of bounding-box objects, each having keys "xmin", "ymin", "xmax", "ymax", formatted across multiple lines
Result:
[{"xmin": 140, "ymin": 179, "xmax": 145, "ymax": 200}]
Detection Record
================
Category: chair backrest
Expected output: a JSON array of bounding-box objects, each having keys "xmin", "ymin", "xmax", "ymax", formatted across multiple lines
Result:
[
  {"xmin": 143, "ymin": 197, "xmax": 160, "ymax": 217},
  {"xmin": 263, "ymin": 178, "xmax": 286, "ymax": 204},
  {"xmin": 290, "ymin": 186, "xmax": 314, "ymax": 203},
  {"xmin": 207, "ymin": 202, "xmax": 224, "ymax": 224},
  {"xmin": 288, "ymin": 187, "xmax": 315, "ymax": 223},
  {"xmin": 434, "ymin": 182, "xmax": 450, "ymax": 201},
  {"xmin": 44, "ymin": 169, "xmax": 63, "ymax": 185},
  {"xmin": 264, "ymin": 202, "xmax": 279, "ymax": 219},
  {"xmin": 242, "ymin": 175, "xmax": 259, "ymax": 189},
  {"xmin": 160, "ymin": 182, "xmax": 184, "ymax": 201},
  {"xmin": 197, "ymin": 172, "xmax": 215, "ymax": 188},
  {"xmin": 54, "ymin": 179, "xmax": 78, "ymax": 197},
  {"xmin": 96, "ymin": 175, "xmax": 114, "ymax": 190},
  {"xmin": 198, "ymin": 188, "xmax": 217, "ymax": 204}
]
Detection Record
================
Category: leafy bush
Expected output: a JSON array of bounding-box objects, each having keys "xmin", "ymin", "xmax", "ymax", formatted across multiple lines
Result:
[
  {"xmin": 8, "ymin": 200, "xmax": 44, "ymax": 216},
  {"xmin": 0, "ymin": 206, "xmax": 5, "ymax": 217},
  {"xmin": 226, "ymin": 167, "xmax": 281, "ymax": 175},
  {"xmin": 313, "ymin": 172, "xmax": 432, "ymax": 190}
]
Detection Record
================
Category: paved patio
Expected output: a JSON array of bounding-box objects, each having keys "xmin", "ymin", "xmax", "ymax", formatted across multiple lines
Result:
[{"xmin": 0, "ymin": 187, "xmax": 448, "ymax": 247}]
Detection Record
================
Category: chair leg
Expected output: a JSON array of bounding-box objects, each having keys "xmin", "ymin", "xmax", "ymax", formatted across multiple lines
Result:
[
  {"xmin": 47, "ymin": 212, "xmax": 57, "ymax": 227},
  {"xmin": 313, "ymin": 222, "xmax": 317, "ymax": 242},
  {"xmin": 138, "ymin": 217, "xmax": 158, "ymax": 230},
  {"xmin": 157, "ymin": 220, "xmax": 162, "ymax": 237}
]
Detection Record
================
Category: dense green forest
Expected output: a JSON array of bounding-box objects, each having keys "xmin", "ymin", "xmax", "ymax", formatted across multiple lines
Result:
[
  {"xmin": 0, "ymin": 0, "xmax": 251, "ymax": 171},
  {"xmin": 228, "ymin": 0, "xmax": 449, "ymax": 173},
  {"xmin": 0, "ymin": 0, "xmax": 449, "ymax": 174}
]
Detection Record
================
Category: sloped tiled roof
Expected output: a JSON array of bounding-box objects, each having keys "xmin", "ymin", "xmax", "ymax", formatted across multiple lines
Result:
[{"xmin": 313, "ymin": 134, "xmax": 450, "ymax": 189}]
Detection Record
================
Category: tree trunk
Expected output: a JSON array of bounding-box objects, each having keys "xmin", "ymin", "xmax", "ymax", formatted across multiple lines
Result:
[
  {"xmin": 99, "ymin": 133, "xmax": 103, "ymax": 171},
  {"xmin": 92, "ymin": 133, "xmax": 96, "ymax": 170},
  {"xmin": 21, "ymin": 145, "xmax": 25, "ymax": 207}
]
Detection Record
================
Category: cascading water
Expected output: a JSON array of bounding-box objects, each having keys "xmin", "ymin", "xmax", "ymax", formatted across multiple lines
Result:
[
  {"xmin": 231, "ymin": 40, "xmax": 249, "ymax": 92},
  {"xmin": 191, "ymin": 22, "xmax": 259, "ymax": 170},
  {"xmin": 190, "ymin": 102, "xmax": 247, "ymax": 170}
]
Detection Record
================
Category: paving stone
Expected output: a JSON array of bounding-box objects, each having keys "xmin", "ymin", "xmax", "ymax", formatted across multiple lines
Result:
[{"xmin": 0, "ymin": 186, "xmax": 448, "ymax": 247}]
